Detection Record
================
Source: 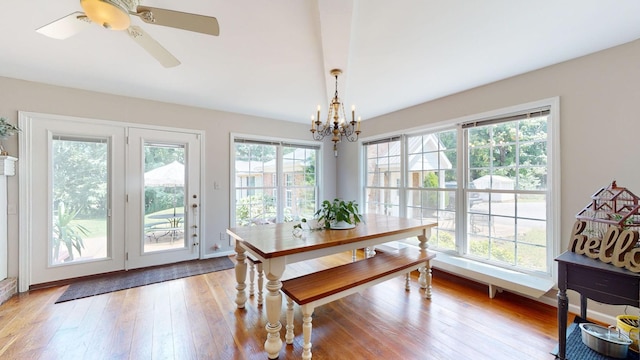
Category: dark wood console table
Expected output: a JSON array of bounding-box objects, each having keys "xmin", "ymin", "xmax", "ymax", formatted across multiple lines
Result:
[{"xmin": 555, "ymin": 251, "xmax": 640, "ymax": 359}]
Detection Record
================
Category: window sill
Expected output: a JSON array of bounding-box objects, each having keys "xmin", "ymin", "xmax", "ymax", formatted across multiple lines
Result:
[{"xmin": 376, "ymin": 241, "xmax": 555, "ymax": 299}]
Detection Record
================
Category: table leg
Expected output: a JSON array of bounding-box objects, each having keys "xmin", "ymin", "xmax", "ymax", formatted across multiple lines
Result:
[
  {"xmin": 234, "ymin": 243, "xmax": 247, "ymax": 309},
  {"xmin": 264, "ymin": 258, "xmax": 286, "ymax": 359},
  {"xmin": 557, "ymin": 287, "xmax": 568, "ymax": 359},
  {"xmin": 580, "ymin": 294, "xmax": 588, "ymax": 320},
  {"xmin": 417, "ymin": 227, "xmax": 431, "ymax": 251}
]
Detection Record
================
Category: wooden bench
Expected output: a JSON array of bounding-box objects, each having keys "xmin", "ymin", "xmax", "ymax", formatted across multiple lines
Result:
[{"xmin": 281, "ymin": 247, "xmax": 436, "ymax": 359}]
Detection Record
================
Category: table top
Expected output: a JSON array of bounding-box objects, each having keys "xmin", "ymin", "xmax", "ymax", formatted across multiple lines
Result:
[
  {"xmin": 556, "ymin": 251, "xmax": 640, "ymax": 279},
  {"xmin": 227, "ymin": 214, "xmax": 437, "ymax": 259}
]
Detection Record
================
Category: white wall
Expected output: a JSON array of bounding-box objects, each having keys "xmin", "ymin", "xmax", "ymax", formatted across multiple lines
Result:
[
  {"xmin": 0, "ymin": 77, "xmax": 337, "ymax": 279},
  {"xmin": 338, "ymin": 38, "xmax": 640, "ymax": 317}
]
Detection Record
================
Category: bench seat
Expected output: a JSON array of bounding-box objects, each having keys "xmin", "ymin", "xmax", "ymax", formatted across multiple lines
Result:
[{"xmin": 281, "ymin": 247, "xmax": 435, "ymax": 359}]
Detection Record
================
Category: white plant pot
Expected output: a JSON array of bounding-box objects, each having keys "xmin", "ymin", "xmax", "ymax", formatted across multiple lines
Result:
[{"xmin": 330, "ymin": 220, "xmax": 355, "ymax": 230}]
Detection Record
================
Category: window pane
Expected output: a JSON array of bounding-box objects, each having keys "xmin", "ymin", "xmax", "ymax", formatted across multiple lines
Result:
[
  {"xmin": 519, "ymin": 142, "xmax": 547, "ymax": 166},
  {"xmin": 518, "ymin": 167, "xmax": 547, "ymax": 190},
  {"xmin": 517, "ymin": 243, "xmax": 547, "ymax": 272},
  {"xmin": 365, "ymin": 188, "xmax": 399, "ymax": 216},
  {"xmin": 235, "ymin": 189, "xmax": 277, "ymax": 226},
  {"xmin": 469, "ymin": 146, "xmax": 490, "ymax": 179},
  {"xmin": 468, "ymin": 235, "xmax": 489, "ymax": 258},
  {"xmin": 517, "ymin": 195, "xmax": 546, "ymax": 221},
  {"xmin": 52, "ymin": 137, "xmax": 108, "ymax": 265},
  {"xmin": 519, "ymin": 117, "xmax": 547, "ymax": 141},
  {"xmin": 490, "ymin": 198, "xmax": 515, "ymax": 217},
  {"xmin": 492, "ymin": 144, "xmax": 516, "ymax": 167},
  {"xmin": 518, "ymin": 219, "xmax": 547, "ymax": 246},
  {"xmin": 491, "ymin": 239, "xmax": 516, "ymax": 266}
]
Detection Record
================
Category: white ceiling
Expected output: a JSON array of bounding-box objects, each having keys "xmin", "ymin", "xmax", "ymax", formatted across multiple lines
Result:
[{"xmin": 1, "ymin": 0, "xmax": 640, "ymax": 124}]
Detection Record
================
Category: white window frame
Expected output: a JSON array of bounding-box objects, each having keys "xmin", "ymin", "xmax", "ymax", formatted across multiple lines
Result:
[
  {"xmin": 230, "ymin": 133, "xmax": 321, "ymax": 226},
  {"xmin": 362, "ymin": 98, "xmax": 560, "ymax": 292}
]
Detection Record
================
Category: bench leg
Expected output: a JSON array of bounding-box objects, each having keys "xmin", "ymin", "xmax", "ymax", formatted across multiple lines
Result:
[
  {"xmin": 285, "ymin": 296, "xmax": 295, "ymax": 345},
  {"xmin": 365, "ymin": 247, "xmax": 376, "ymax": 258},
  {"xmin": 405, "ymin": 273, "xmax": 410, "ymax": 291},
  {"xmin": 419, "ymin": 261, "xmax": 433, "ymax": 299},
  {"xmin": 301, "ymin": 304, "xmax": 315, "ymax": 360},
  {"xmin": 249, "ymin": 261, "xmax": 256, "ymax": 297},
  {"xmin": 256, "ymin": 262, "xmax": 264, "ymax": 307}
]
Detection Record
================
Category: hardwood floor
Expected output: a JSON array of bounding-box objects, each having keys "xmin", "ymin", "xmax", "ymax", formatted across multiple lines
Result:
[{"xmin": 0, "ymin": 252, "xmax": 562, "ymax": 359}]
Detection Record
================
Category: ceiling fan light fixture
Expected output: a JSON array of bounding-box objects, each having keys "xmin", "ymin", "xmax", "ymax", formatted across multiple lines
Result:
[{"xmin": 80, "ymin": 0, "xmax": 131, "ymax": 30}]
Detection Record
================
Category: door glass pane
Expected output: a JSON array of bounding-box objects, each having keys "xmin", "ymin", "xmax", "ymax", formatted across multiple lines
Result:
[
  {"xmin": 143, "ymin": 143, "xmax": 185, "ymax": 252},
  {"xmin": 52, "ymin": 137, "xmax": 108, "ymax": 265}
]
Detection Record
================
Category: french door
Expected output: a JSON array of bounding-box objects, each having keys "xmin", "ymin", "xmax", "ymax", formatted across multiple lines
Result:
[
  {"xmin": 126, "ymin": 128, "xmax": 201, "ymax": 269},
  {"xmin": 20, "ymin": 113, "xmax": 201, "ymax": 288}
]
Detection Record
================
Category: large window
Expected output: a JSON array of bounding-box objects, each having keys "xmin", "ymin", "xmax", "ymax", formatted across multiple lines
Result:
[
  {"xmin": 233, "ymin": 138, "xmax": 319, "ymax": 226},
  {"xmin": 364, "ymin": 101, "xmax": 557, "ymax": 276}
]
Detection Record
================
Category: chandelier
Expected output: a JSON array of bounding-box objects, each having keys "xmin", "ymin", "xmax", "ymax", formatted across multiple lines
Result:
[{"xmin": 310, "ymin": 69, "xmax": 361, "ymax": 156}]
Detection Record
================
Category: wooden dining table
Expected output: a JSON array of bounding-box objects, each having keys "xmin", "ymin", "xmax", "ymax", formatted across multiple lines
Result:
[{"xmin": 226, "ymin": 213, "xmax": 438, "ymax": 359}]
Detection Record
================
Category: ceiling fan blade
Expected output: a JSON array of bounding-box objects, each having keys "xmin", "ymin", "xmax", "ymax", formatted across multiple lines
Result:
[
  {"xmin": 135, "ymin": 6, "xmax": 220, "ymax": 36},
  {"xmin": 126, "ymin": 26, "xmax": 180, "ymax": 68},
  {"xmin": 36, "ymin": 12, "xmax": 92, "ymax": 40}
]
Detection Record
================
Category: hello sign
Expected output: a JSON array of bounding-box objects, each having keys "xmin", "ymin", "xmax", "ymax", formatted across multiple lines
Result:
[{"xmin": 569, "ymin": 220, "xmax": 640, "ymax": 272}]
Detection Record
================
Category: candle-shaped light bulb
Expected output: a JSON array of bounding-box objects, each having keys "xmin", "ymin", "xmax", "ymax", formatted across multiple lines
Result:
[
  {"xmin": 357, "ymin": 116, "xmax": 361, "ymax": 132},
  {"xmin": 311, "ymin": 115, "xmax": 315, "ymax": 130},
  {"xmin": 316, "ymin": 105, "xmax": 321, "ymax": 125},
  {"xmin": 351, "ymin": 105, "xmax": 355, "ymax": 122}
]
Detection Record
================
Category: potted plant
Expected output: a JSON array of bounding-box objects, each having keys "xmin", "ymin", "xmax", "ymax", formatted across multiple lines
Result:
[
  {"xmin": 0, "ymin": 117, "xmax": 21, "ymax": 156},
  {"xmin": 314, "ymin": 198, "xmax": 364, "ymax": 229}
]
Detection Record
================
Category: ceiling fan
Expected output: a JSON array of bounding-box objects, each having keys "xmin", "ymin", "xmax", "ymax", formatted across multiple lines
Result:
[{"xmin": 36, "ymin": 0, "xmax": 220, "ymax": 68}]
